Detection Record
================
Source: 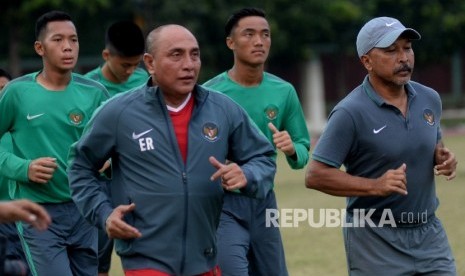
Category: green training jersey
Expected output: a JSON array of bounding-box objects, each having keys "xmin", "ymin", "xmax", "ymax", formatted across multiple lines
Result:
[
  {"xmin": 0, "ymin": 134, "xmax": 15, "ymax": 200},
  {"xmin": 85, "ymin": 66, "xmax": 148, "ymax": 97},
  {"xmin": 0, "ymin": 72, "xmax": 109, "ymax": 203},
  {"xmin": 203, "ymin": 71, "xmax": 310, "ymax": 169}
]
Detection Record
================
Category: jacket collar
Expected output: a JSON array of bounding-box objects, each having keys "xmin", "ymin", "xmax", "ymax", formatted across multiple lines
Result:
[{"xmin": 143, "ymin": 77, "xmax": 209, "ymax": 107}]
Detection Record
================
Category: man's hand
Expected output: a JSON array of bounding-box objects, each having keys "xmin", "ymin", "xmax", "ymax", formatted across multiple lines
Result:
[
  {"xmin": 28, "ymin": 157, "xmax": 57, "ymax": 184},
  {"xmin": 209, "ymin": 156, "xmax": 247, "ymax": 190},
  {"xmin": 0, "ymin": 200, "xmax": 51, "ymax": 231},
  {"xmin": 99, "ymin": 160, "xmax": 111, "ymax": 174},
  {"xmin": 268, "ymin": 122, "xmax": 295, "ymax": 157},
  {"xmin": 374, "ymin": 163, "xmax": 408, "ymax": 196},
  {"xmin": 434, "ymin": 146, "xmax": 457, "ymax": 181},
  {"xmin": 105, "ymin": 203, "xmax": 142, "ymax": 239}
]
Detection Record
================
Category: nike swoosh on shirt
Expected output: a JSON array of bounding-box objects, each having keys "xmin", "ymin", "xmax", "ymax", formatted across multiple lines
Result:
[
  {"xmin": 385, "ymin": 22, "xmax": 396, "ymax": 27},
  {"xmin": 132, "ymin": 129, "xmax": 153, "ymax": 139},
  {"xmin": 373, "ymin": 125, "xmax": 387, "ymax": 134},
  {"xmin": 26, "ymin": 113, "xmax": 45, "ymax": 120}
]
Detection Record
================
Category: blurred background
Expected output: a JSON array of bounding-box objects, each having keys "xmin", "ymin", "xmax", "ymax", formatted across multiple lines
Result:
[
  {"xmin": 2, "ymin": 0, "xmax": 465, "ymax": 132},
  {"xmin": 2, "ymin": 1, "xmax": 464, "ymax": 274}
]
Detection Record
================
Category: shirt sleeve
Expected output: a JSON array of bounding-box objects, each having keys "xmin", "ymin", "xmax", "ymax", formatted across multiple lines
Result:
[
  {"xmin": 282, "ymin": 86, "xmax": 310, "ymax": 169},
  {"xmin": 0, "ymin": 137, "xmax": 30, "ymax": 182},
  {"xmin": 0, "ymin": 88, "xmax": 30, "ymax": 183},
  {"xmin": 311, "ymin": 108, "xmax": 355, "ymax": 169},
  {"xmin": 227, "ymin": 103, "xmax": 276, "ymax": 199},
  {"xmin": 67, "ymin": 102, "xmax": 115, "ymax": 230}
]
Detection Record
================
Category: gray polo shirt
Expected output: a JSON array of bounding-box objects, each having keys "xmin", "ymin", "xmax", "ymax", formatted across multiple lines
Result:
[{"xmin": 313, "ymin": 75, "xmax": 442, "ymax": 221}]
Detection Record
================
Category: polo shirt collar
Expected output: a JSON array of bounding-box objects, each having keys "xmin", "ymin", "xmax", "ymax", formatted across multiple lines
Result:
[{"xmin": 362, "ymin": 75, "xmax": 417, "ymax": 106}]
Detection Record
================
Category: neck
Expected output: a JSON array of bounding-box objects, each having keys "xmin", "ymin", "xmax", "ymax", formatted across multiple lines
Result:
[
  {"xmin": 228, "ymin": 62, "xmax": 264, "ymax": 87},
  {"xmin": 368, "ymin": 76, "xmax": 408, "ymax": 116},
  {"xmin": 368, "ymin": 75, "xmax": 406, "ymax": 100},
  {"xmin": 38, "ymin": 69, "xmax": 71, "ymax": 91},
  {"xmin": 101, "ymin": 63, "xmax": 120, "ymax": 83},
  {"xmin": 163, "ymin": 92, "xmax": 192, "ymax": 109}
]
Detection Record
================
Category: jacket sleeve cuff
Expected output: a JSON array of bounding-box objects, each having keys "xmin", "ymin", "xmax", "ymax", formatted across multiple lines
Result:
[{"xmin": 99, "ymin": 207, "xmax": 114, "ymax": 231}]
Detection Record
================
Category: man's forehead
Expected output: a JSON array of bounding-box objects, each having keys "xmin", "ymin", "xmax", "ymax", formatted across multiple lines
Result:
[
  {"xmin": 160, "ymin": 35, "xmax": 198, "ymax": 51},
  {"xmin": 44, "ymin": 21, "xmax": 77, "ymax": 36},
  {"xmin": 236, "ymin": 16, "xmax": 269, "ymax": 29}
]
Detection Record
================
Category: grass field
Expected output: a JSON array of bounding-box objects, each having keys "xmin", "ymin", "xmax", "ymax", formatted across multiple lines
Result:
[{"xmin": 110, "ymin": 133, "xmax": 465, "ymax": 275}]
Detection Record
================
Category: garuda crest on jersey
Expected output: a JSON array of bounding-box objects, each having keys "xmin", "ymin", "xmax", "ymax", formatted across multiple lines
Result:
[
  {"xmin": 202, "ymin": 122, "xmax": 219, "ymax": 142},
  {"xmin": 423, "ymin": 109, "xmax": 435, "ymax": 126},
  {"xmin": 264, "ymin": 104, "xmax": 278, "ymax": 120}
]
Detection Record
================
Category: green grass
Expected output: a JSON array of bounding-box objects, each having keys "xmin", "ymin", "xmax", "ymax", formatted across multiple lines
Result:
[{"xmin": 109, "ymin": 134, "xmax": 465, "ymax": 275}]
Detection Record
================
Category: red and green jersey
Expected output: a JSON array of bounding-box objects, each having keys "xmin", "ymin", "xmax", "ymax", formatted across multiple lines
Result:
[{"xmin": 0, "ymin": 72, "xmax": 109, "ymax": 203}]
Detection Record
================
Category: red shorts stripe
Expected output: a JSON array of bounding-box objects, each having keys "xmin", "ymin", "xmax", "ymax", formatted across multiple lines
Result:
[{"xmin": 124, "ymin": 265, "xmax": 221, "ymax": 276}]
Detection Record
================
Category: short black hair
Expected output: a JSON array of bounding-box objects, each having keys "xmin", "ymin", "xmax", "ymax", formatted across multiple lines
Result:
[
  {"xmin": 106, "ymin": 20, "xmax": 145, "ymax": 57},
  {"xmin": 225, "ymin": 7, "xmax": 266, "ymax": 37},
  {"xmin": 0, "ymin": 69, "xmax": 12, "ymax": 80},
  {"xmin": 35, "ymin": 10, "xmax": 73, "ymax": 40}
]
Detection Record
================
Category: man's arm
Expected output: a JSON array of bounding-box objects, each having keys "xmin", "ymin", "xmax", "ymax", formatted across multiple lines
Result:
[
  {"xmin": 305, "ymin": 160, "xmax": 408, "ymax": 197},
  {"xmin": 434, "ymin": 141, "xmax": 457, "ymax": 180},
  {"xmin": 226, "ymin": 104, "xmax": 276, "ymax": 199},
  {"xmin": 0, "ymin": 90, "xmax": 31, "ymax": 183},
  {"xmin": 0, "ymin": 144, "xmax": 30, "ymax": 182},
  {"xmin": 279, "ymin": 86, "xmax": 311, "ymax": 169},
  {"xmin": 67, "ymin": 105, "xmax": 115, "ymax": 230}
]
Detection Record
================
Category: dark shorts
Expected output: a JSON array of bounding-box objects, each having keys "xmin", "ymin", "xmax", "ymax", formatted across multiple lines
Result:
[
  {"xmin": 124, "ymin": 265, "xmax": 221, "ymax": 275},
  {"xmin": 18, "ymin": 201, "xmax": 98, "ymax": 276},
  {"xmin": 343, "ymin": 214, "xmax": 456, "ymax": 275},
  {"xmin": 98, "ymin": 178, "xmax": 114, "ymax": 273},
  {"xmin": 98, "ymin": 228, "xmax": 114, "ymax": 273},
  {"xmin": 216, "ymin": 190, "xmax": 288, "ymax": 276},
  {"xmin": 0, "ymin": 222, "xmax": 31, "ymax": 275}
]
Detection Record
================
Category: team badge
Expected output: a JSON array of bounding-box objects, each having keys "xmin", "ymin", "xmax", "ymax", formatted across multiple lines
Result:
[
  {"xmin": 423, "ymin": 109, "xmax": 435, "ymax": 126},
  {"xmin": 264, "ymin": 104, "xmax": 278, "ymax": 120},
  {"xmin": 69, "ymin": 109, "xmax": 84, "ymax": 125},
  {"xmin": 202, "ymin": 122, "xmax": 219, "ymax": 142}
]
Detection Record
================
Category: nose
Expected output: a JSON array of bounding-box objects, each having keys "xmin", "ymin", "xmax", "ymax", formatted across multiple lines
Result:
[
  {"xmin": 398, "ymin": 49, "xmax": 409, "ymax": 63},
  {"xmin": 63, "ymin": 39, "xmax": 73, "ymax": 51},
  {"xmin": 182, "ymin": 56, "xmax": 196, "ymax": 70},
  {"xmin": 254, "ymin": 35, "xmax": 264, "ymax": 46},
  {"xmin": 126, "ymin": 66, "xmax": 137, "ymax": 75}
]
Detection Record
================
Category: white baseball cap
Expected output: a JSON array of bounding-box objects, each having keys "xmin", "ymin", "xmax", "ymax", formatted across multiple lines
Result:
[{"xmin": 356, "ymin": 17, "xmax": 421, "ymax": 57}]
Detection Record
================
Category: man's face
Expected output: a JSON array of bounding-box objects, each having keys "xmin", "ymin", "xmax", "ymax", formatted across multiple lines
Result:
[
  {"xmin": 364, "ymin": 37, "xmax": 415, "ymax": 86},
  {"xmin": 103, "ymin": 51, "xmax": 143, "ymax": 83},
  {"xmin": 35, "ymin": 20, "xmax": 79, "ymax": 72},
  {"xmin": 227, "ymin": 16, "xmax": 271, "ymax": 67},
  {"xmin": 145, "ymin": 26, "xmax": 200, "ymax": 100}
]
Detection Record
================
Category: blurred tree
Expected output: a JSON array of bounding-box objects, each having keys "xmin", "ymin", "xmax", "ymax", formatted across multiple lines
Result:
[
  {"xmin": 2, "ymin": 0, "xmax": 465, "ymax": 97},
  {"xmin": 358, "ymin": 0, "xmax": 465, "ymax": 63},
  {"xmin": 0, "ymin": 0, "xmax": 110, "ymax": 76}
]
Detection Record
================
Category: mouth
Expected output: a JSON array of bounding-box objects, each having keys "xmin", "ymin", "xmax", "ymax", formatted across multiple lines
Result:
[
  {"xmin": 62, "ymin": 57, "xmax": 75, "ymax": 64},
  {"xmin": 252, "ymin": 50, "xmax": 265, "ymax": 55},
  {"xmin": 179, "ymin": 75, "xmax": 195, "ymax": 81}
]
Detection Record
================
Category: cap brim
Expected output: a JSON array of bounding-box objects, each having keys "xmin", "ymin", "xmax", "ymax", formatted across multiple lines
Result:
[{"xmin": 376, "ymin": 28, "xmax": 421, "ymax": 48}]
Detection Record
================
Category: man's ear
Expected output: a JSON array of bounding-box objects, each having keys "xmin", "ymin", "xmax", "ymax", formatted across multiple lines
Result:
[
  {"xmin": 102, "ymin": 49, "xmax": 110, "ymax": 61},
  {"xmin": 34, "ymin": 41, "xmax": 44, "ymax": 57},
  {"xmin": 143, "ymin": 53, "xmax": 155, "ymax": 75},
  {"xmin": 360, "ymin": 55, "xmax": 372, "ymax": 71},
  {"xmin": 226, "ymin": 36, "xmax": 234, "ymax": 50}
]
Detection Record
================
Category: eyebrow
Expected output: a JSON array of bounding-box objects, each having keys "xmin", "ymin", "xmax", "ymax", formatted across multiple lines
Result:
[
  {"xmin": 169, "ymin": 46, "xmax": 199, "ymax": 52},
  {"xmin": 241, "ymin": 27, "xmax": 269, "ymax": 32}
]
